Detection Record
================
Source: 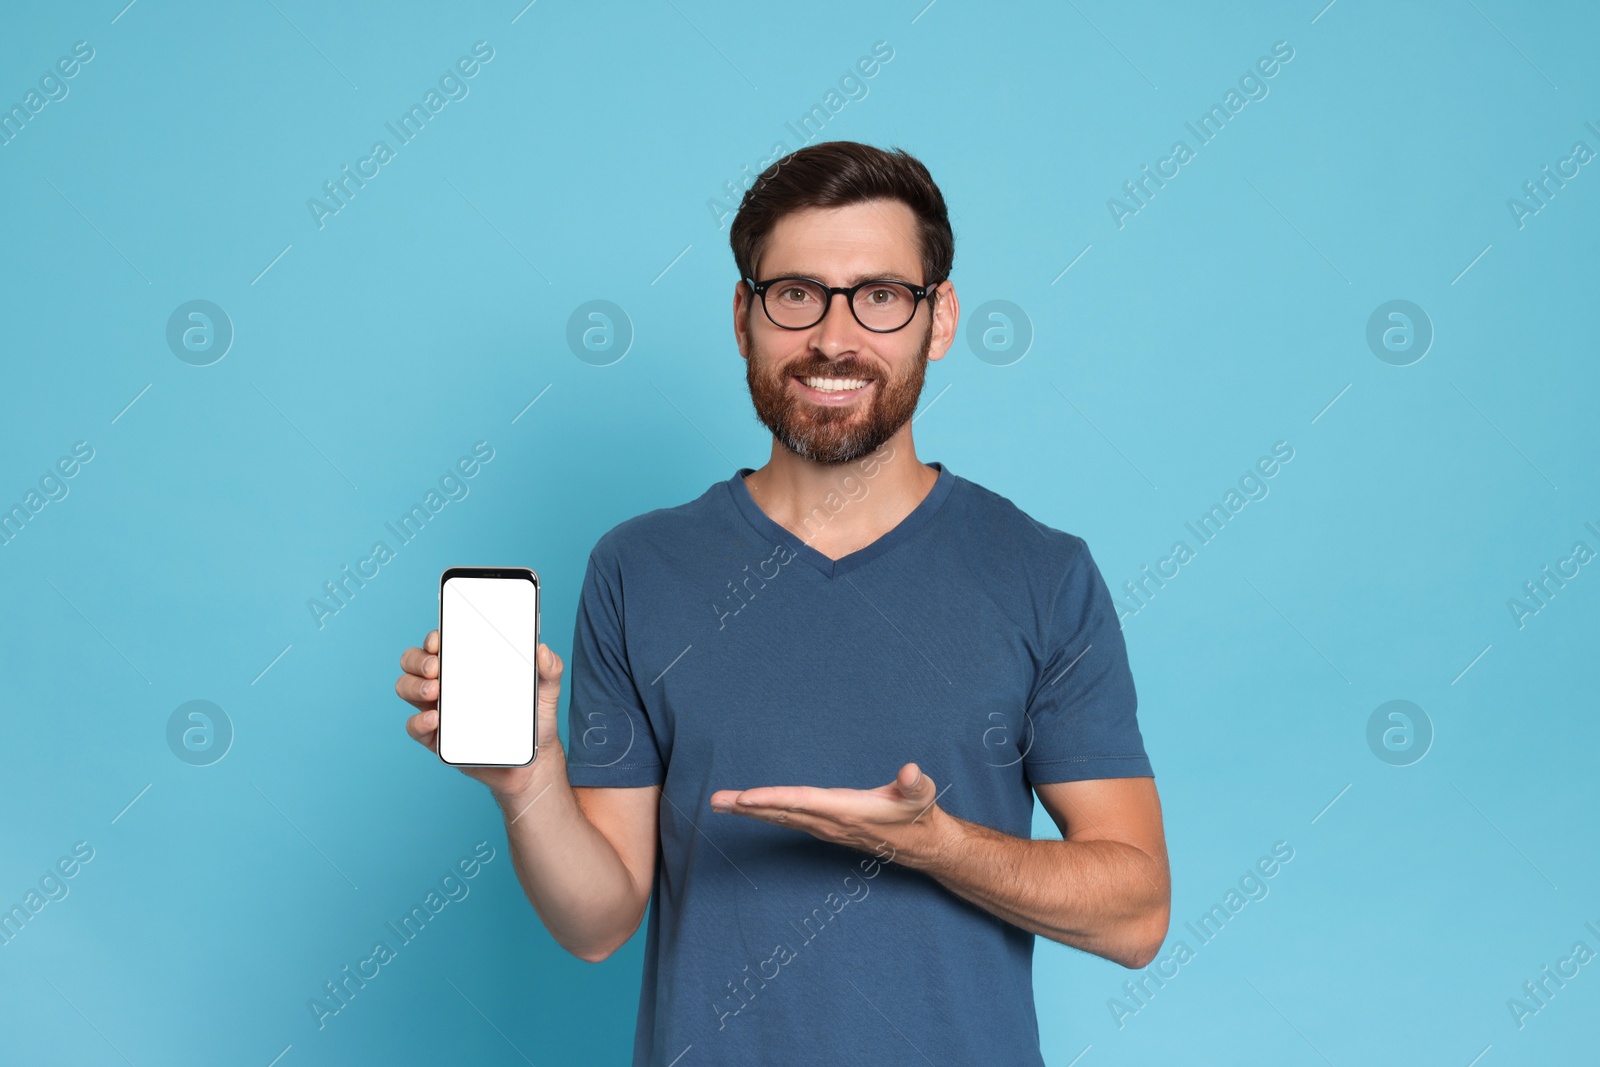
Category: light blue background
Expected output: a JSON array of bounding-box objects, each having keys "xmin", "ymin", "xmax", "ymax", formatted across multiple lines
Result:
[{"xmin": 2, "ymin": 1, "xmax": 1596, "ymax": 1064}]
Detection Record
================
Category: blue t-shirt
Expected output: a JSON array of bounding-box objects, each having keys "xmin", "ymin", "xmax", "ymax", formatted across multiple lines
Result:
[{"xmin": 565, "ymin": 460, "xmax": 1153, "ymax": 1066}]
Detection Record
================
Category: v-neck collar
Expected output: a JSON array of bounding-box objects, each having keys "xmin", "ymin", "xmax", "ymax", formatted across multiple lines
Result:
[{"xmin": 725, "ymin": 461, "xmax": 956, "ymax": 579}]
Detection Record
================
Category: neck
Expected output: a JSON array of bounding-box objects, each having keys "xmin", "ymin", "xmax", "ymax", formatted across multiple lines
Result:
[{"xmin": 742, "ymin": 424, "xmax": 936, "ymax": 559}]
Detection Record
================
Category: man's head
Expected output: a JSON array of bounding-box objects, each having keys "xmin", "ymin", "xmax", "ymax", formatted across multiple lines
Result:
[{"xmin": 730, "ymin": 142, "xmax": 958, "ymax": 466}]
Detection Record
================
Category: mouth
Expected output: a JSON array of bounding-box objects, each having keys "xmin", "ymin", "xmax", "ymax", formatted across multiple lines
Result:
[{"xmin": 792, "ymin": 374, "xmax": 874, "ymax": 404}]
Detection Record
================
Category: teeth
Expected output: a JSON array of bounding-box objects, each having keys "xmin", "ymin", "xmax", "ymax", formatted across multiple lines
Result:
[{"xmin": 800, "ymin": 377, "xmax": 870, "ymax": 393}]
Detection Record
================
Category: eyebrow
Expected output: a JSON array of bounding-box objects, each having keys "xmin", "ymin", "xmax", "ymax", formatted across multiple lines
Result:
[{"xmin": 763, "ymin": 270, "xmax": 920, "ymax": 285}]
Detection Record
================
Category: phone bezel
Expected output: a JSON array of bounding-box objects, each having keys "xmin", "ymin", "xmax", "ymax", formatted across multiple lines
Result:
[{"xmin": 436, "ymin": 565, "xmax": 540, "ymax": 768}]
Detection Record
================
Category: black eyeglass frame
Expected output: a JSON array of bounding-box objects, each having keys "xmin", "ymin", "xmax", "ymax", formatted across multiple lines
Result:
[{"xmin": 742, "ymin": 275, "xmax": 943, "ymax": 333}]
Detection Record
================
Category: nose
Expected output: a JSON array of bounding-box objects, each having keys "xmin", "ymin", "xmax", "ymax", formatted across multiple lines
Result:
[
  {"xmin": 812, "ymin": 290, "xmax": 860, "ymax": 353},
  {"xmin": 816, "ymin": 288, "xmax": 856, "ymax": 323}
]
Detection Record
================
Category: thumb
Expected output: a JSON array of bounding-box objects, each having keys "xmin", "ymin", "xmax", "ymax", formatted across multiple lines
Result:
[
  {"xmin": 535, "ymin": 644, "xmax": 565, "ymax": 747},
  {"xmin": 897, "ymin": 762, "xmax": 928, "ymax": 798}
]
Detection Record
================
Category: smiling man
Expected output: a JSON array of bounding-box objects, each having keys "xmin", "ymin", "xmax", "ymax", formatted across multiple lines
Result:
[{"xmin": 397, "ymin": 140, "xmax": 1169, "ymax": 1066}]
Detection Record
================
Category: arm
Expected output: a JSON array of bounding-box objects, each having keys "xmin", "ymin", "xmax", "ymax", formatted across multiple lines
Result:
[
  {"xmin": 910, "ymin": 776, "xmax": 1170, "ymax": 968},
  {"xmin": 710, "ymin": 767, "xmax": 1170, "ymax": 969},
  {"xmin": 397, "ymin": 633, "xmax": 657, "ymax": 963},
  {"xmin": 492, "ymin": 766, "xmax": 659, "ymax": 964}
]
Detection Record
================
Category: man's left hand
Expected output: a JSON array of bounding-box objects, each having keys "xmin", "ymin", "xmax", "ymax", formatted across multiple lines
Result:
[{"xmin": 709, "ymin": 762, "xmax": 953, "ymax": 869}]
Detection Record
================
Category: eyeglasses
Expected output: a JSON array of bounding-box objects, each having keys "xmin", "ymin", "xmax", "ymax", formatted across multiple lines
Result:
[{"xmin": 743, "ymin": 275, "xmax": 941, "ymax": 333}]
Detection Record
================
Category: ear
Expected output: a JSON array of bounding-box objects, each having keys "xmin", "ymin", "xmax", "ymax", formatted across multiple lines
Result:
[
  {"xmin": 925, "ymin": 281, "xmax": 960, "ymax": 363},
  {"xmin": 733, "ymin": 280, "xmax": 751, "ymax": 360}
]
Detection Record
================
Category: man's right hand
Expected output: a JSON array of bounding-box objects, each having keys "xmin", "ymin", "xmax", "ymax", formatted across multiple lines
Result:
[
  {"xmin": 396, "ymin": 628, "xmax": 659, "ymax": 963},
  {"xmin": 396, "ymin": 629, "xmax": 566, "ymax": 808}
]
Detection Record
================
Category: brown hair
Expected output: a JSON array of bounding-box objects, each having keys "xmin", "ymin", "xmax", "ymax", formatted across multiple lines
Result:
[{"xmin": 728, "ymin": 141, "xmax": 954, "ymax": 295}]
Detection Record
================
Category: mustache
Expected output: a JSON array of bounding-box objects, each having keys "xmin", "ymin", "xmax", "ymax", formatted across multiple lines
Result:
[{"xmin": 781, "ymin": 360, "xmax": 877, "ymax": 379}]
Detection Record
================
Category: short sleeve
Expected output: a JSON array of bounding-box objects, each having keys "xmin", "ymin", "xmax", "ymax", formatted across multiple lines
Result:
[
  {"xmin": 564, "ymin": 546, "xmax": 664, "ymax": 787},
  {"xmin": 1021, "ymin": 537, "xmax": 1153, "ymax": 785}
]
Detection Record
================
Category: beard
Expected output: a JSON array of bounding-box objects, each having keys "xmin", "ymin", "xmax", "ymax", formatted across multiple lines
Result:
[{"xmin": 745, "ymin": 316, "xmax": 933, "ymax": 466}]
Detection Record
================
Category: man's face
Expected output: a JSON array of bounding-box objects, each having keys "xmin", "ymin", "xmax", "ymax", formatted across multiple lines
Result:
[{"xmin": 734, "ymin": 199, "xmax": 956, "ymax": 466}]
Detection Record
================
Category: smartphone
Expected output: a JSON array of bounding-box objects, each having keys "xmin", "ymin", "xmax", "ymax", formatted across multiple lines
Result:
[{"xmin": 437, "ymin": 566, "xmax": 539, "ymax": 767}]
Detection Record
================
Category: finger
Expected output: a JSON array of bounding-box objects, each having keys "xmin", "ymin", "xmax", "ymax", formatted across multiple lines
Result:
[
  {"xmin": 534, "ymin": 644, "xmax": 564, "ymax": 754},
  {"xmin": 406, "ymin": 708, "xmax": 439, "ymax": 749},
  {"xmin": 730, "ymin": 785, "xmax": 834, "ymax": 814},
  {"xmin": 729, "ymin": 783, "xmax": 921, "ymax": 823},
  {"xmin": 536, "ymin": 645, "xmax": 563, "ymax": 717},
  {"xmin": 537, "ymin": 643, "xmax": 564, "ymax": 692},
  {"xmin": 897, "ymin": 762, "xmax": 927, "ymax": 797},
  {"xmin": 719, "ymin": 806, "xmax": 835, "ymax": 836},
  {"xmin": 425, "ymin": 629, "xmax": 439, "ymax": 654},
  {"xmin": 399, "ymin": 646, "xmax": 439, "ymax": 679},
  {"xmin": 395, "ymin": 671, "xmax": 438, "ymax": 709}
]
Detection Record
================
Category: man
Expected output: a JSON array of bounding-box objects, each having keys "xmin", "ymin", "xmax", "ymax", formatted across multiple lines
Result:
[{"xmin": 396, "ymin": 140, "xmax": 1169, "ymax": 1065}]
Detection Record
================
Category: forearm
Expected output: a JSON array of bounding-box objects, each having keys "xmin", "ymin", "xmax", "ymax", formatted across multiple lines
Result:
[
  {"xmin": 490, "ymin": 745, "xmax": 644, "ymax": 962},
  {"xmin": 907, "ymin": 809, "xmax": 1169, "ymax": 968}
]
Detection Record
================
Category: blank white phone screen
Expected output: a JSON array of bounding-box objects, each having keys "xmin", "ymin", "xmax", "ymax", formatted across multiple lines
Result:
[{"xmin": 440, "ymin": 576, "xmax": 537, "ymax": 765}]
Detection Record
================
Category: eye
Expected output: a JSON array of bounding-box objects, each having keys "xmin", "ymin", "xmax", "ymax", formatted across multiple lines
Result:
[
  {"xmin": 861, "ymin": 285, "xmax": 902, "ymax": 305},
  {"xmin": 778, "ymin": 285, "xmax": 814, "ymax": 304}
]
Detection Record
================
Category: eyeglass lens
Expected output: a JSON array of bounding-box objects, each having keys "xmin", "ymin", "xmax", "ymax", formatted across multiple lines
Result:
[{"xmin": 764, "ymin": 279, "xmax": 917, "ymax": 331}]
